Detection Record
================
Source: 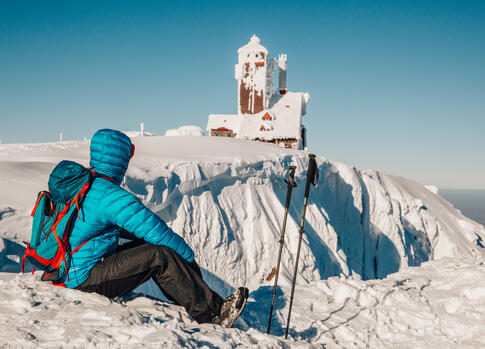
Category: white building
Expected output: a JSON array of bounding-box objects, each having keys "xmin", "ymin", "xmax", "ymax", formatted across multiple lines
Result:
[{"xmin": 207, "ymin": 35, "xmax": 310, "ymax": 149}]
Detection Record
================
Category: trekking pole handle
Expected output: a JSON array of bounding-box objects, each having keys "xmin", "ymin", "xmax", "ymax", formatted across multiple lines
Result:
[
  {"xmin": 299, "ymin": 154, "xmax": 318, "ymax": 232},
  {"xmin": 284, "ymin": 165, "xmax": 297, "ymax": 189},
  {"xmin": 307, "ymin": 154, "xmax": 319, "ymax": 188},
  {"xmin": 281, "ymin": 166, "xmax": 297, "ymax": 227}
]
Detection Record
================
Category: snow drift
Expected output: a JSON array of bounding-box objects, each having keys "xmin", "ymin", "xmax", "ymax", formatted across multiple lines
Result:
[
  {"xmin": 1, "ymin": 135, "xmax": 484, "ymax": 347},
  {"xmin": 164, "ymin": 126, "xmax": 205, "ymax": 137}
]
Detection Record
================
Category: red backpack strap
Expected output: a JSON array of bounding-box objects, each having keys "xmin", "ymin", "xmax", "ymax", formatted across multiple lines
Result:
[
  {"xmin": 50, "ymin": 204, "xmax": 70, "ymax": 233},
  {"xmin": 30, "ymin": 192, "xmax": 47, "ymax": 217},
  {"xmin": 90, "ymin": 170, "xmax": 114, "ymax": 181},
  {"xmin": 21, "ymin": 246, "xmax": 28, "ymax": 274},
  {"xmin": 70, "ymin": 182, "xmax": 90, "ymax": 220},
  {"xmin": 70, "ymin": 229, "xmax": 106, "ymax": 256},
  {"xmin": 70, "ymin": 238, "xmax": 91, "ymax": 255}
]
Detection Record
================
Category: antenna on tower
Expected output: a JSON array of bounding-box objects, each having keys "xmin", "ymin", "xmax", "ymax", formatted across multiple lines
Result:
[{"xmin": 278, "ymin": 54, "xmax": 287, "ymax": 94}]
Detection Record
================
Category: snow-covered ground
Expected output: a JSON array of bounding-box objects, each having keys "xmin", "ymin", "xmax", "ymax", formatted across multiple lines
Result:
[
  {"xmin": 2, "ymin": 258, "xmax": 484, "ymax": 348},
  {"xmin": 1, "ymin": 135, "xmax": 484, "ymax": 348}
]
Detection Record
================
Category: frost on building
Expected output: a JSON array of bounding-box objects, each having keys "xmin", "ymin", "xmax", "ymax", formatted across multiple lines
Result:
[{"xmin": 206, "ymin": 35, "xmax": 310, "ymax": 149}]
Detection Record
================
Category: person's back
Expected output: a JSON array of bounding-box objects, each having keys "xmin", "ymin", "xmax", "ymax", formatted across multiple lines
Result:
[{"xmin": 64, "ymin": 128, "xmax": 193, "ymax": 288}]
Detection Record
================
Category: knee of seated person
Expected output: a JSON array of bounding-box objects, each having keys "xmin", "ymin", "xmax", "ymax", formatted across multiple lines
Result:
[{"xmin": 154, "ymin": 245, "xmax": 177, "ymax": 258}]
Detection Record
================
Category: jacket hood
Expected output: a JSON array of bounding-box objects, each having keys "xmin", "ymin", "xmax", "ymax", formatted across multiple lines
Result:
[{"xmin": 89, "ymin": 129, "xmax": 132, "ymax": 185}]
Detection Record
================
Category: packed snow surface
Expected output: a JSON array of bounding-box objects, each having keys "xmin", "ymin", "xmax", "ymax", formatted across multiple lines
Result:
[
  {"xmin": 2, "ymin": 258, "xmax": 485, "ymax": 348},
  {"xmin": 1, "ymin": 136, "xmax": 484, "ymax": 348}
]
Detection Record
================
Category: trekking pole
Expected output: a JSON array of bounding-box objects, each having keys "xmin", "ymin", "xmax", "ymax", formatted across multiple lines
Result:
[
  {"xmin": 285, "ymin": 154, "xmax": 319, "ymax": 339},
  {"xmin": 267, "ymin": 165, "xmax": 297, "ymax": 334}
]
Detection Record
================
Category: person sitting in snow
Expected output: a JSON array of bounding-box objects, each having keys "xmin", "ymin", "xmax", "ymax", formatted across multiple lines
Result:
[{"xmin": 64, "ymin": 129, "xmax": 247, "ymax": 327}]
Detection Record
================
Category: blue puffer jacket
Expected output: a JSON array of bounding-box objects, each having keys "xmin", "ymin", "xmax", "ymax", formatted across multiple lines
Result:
[{"xmin": 63, "ymin": 129, "xmax": 194, "ymax": 288}]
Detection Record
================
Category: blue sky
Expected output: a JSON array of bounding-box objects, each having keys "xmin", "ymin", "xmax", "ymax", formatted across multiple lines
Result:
[{"xmin": 1, "ymin": 1, "xmax": 484, "ymax": 188}]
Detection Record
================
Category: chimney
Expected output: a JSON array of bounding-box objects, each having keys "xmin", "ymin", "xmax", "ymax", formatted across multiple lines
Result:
[{"xmin": 278, "ymin": 54, "xmax": 287, "ymax": 94}]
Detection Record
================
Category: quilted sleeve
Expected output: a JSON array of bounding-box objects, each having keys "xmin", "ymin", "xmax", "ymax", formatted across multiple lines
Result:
[{"xmin": 99, "ymin": 184, "xmax": 195, "ymax": 263}]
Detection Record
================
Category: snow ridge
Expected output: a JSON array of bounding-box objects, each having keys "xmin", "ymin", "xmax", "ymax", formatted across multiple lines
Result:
[
  {"xmin": 117, "ymin": 138, "xmax": 485, "ymax": 294},
  {"xmin": 1, "ymin": 136, "xmax": 485, "ymax": 348}
]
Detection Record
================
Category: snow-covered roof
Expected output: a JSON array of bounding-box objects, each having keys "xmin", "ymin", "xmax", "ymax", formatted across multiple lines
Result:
[
  {"xmin": 206, "ymin": 114, "xmax": 241, "ymax": 132},
  {"xmin": 165, "ymin": 126, "xmax": 205, "ymax": 137},
  {"xmin": 207, "ymin": 92, "xmax": 310, "ymax": 141},
  {"xmin": 237, "ymin": 35, "xmax": 268, "ymax": 55},
  {"xmin": 237, "ymin": 92, "xmax": 307, "ymax": 140}
]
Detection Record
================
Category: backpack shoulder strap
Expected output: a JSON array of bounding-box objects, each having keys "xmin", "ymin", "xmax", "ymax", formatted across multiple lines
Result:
[{"xmin": 89, "ymin": 170, "xmax": 114, "ymax": 182}]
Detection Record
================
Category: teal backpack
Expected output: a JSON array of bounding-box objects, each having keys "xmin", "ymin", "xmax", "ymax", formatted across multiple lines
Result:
[{"xmin": 22, "ymin": 160, "xmax": 110, "ymax": 283}]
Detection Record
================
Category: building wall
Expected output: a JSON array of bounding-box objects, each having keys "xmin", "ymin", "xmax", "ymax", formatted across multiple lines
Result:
[
  {"xmin": 239, "ymin": 54, "xmax": 266, "ymax": 115},
  {"xmin": 210, "ymin": 129, "xmax": 236, "ymax": 137},
  {"xmin": 253, "ymin": 137, "xmax": 298, "ymax": 149},
  {"xmin": 239, "ymin": 82, "xmax": 264, "ymax": 114}
]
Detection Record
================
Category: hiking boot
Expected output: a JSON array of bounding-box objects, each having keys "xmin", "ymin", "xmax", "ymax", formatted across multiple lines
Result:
[{"xmin": 212, "ymin": 287, "xmax": 249, "ymax": 328}]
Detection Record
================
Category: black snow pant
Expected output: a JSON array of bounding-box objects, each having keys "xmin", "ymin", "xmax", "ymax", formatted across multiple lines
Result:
[{"xmin": 76, "ymin": 240, "xmax": 223, "ymax": 323}]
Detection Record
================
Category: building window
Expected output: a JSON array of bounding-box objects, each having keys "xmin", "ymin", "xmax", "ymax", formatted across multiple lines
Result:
[
  {"xmin": 227, "ymin": 133, "xmax": 232, "ymax": 137},
  {"xmin": 215, "ymin": 133, "xmax": 219, "ymax": 136}
]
